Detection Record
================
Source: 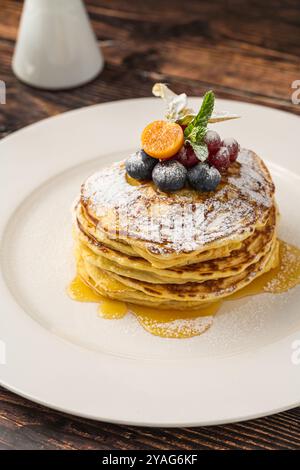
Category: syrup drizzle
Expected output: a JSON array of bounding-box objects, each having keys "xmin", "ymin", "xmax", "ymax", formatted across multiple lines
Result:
[
  {"xmin": 99, "ymin": 300, "xmax": 127, "ymax": 319},
  {"xmin": 227, "ymin": 240, "xmax": 300, "ymax": 300},
  {"xmin": 129, "ymin": 302, "xmax": 220, "ymax": 338},
  {"xmin": 68, "ymin": 240, "xmax": 300, "ymax": 339}
]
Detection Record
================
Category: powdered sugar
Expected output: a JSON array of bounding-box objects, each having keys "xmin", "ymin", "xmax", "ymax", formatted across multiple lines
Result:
[
  {"xmin": 136, "ymin": 314, "xmax": 213, "ymax": 339},
  {"xmin": 81, "ymin": 149, "xmax": 275, "ymax": 255}
]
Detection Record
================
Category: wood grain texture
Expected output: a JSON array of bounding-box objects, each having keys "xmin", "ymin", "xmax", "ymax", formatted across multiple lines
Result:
[{"xmin": 0, "ymin": 0, "xmax": 300, "ymax": 450}]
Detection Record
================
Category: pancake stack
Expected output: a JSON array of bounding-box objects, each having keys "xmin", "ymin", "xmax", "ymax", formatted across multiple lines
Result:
[{"xmin": 73, "ymin": 149, "xmax": 278, "ymax": 309}]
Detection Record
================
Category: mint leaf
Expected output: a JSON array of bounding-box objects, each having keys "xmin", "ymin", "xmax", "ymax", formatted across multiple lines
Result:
[
  {"xmin": 186, "ymin": 126, "xmax": 198, "ymax": 143},
  {"xmin": 189, "ymin": 142, "xmax": 209, "ymax": 162},
  {"xmin": 184, "ymin": 90, "xmax": 215, "ymax": 142},
  {"xmin": 194, "ymin": 126, "xmax": 207, "ymax": 143}
]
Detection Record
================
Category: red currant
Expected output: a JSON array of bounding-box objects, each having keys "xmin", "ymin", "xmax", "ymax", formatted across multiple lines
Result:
[
  {"xmin": 204, "ymin": 130, "xmax": 221, "ymax": 154},
  {"xmin": 222, "ymin": 137, "xmax": 240, "ymax": 162},
  {"xmin": 174, "ymin": 143, "xmax": 198, "ymax": 168},
  {"xmin": 208, "ymin": 146, "xmax": 230, "ymax": 172}
]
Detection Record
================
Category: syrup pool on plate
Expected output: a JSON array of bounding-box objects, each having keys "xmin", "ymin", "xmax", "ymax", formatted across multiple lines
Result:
[
  {"xmin": 68, "ymin": 241, "xmax": 300, "ymax": 339},
  {"xmin": 227, "ymin": 240, "xmax": 300, "ymax": 300}
]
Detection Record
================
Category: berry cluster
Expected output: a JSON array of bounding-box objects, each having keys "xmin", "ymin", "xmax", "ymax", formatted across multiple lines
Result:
[
  {"xmin": 204, "ymin": 131, "xmax": 239, "ymax": 170},
  {"xmin": 125, "ymin": 129, "xmax": 240, "ymax": 193}
]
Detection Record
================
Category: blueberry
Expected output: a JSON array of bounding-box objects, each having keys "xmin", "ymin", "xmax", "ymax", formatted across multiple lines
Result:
[
  {"xmin": 152, "ymin": 160, "xmax": 187, "ymax": 192},
  {"xmin": 188, "ymin": 163, "xmax": 221, "ymax": 192},
  {"xmin": 125, "ymin": 150, "xmax": 157, "ymax": 180},
  {"xmin": 203, "ymin": 166, "xmax": 222, "ymax": 191}
]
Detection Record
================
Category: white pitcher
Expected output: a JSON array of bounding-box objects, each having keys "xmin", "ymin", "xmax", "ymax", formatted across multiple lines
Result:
[{"xmin": 12, "ymin": 0, "xmax": 104, "ymax": 89}]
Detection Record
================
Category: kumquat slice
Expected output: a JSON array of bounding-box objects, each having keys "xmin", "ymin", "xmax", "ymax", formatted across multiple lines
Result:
[{"xmin": 141, "ymin": 120, "xmax": 184, "ymax": 159}]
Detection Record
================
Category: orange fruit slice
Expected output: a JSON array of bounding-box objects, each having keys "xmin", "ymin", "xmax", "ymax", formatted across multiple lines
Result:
[{"xmin": 141, "ymin": 120, "xmax": 184, "ymax": 159}]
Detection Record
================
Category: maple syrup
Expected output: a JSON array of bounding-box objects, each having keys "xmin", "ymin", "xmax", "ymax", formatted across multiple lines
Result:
[
  {"xmin": 68, "ymin": 241, "xmax": 300, "ymax": 339},
  {"xmin": 68, "ymin": 275, "xmax": 127, "ymax": 318},
  {"xmin": 126, "ymin": 174, "xmax": 142, "ymax": 186},
  {"xmin": 99, "ymin": 300, "xmax": 127, "ymax": 319},
  {"xmin": 129, "ymin": 302, "xmax": 220, "ymax": 338},
  {"xmin": 68, "ymin": 275, "xmax": 105, "ymax": 302},
  {"xmin": 227, "ymin": 240, "xmax": 300, "ymax": 300}
]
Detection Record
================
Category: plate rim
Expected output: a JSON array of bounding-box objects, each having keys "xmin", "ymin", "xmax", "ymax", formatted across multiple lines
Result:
[{"xmin": 0, "ymin": 97, "xmax": 300, "ymax": 427}]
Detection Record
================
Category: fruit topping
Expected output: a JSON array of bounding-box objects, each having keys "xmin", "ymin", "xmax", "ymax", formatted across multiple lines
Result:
[
  {"xmin": 152, "ymin": 160, "xmax": 187, "ymax": 192},
  {"xmin": 208, "ymin": 146, "xmax": 231, "ymax": 172},
  {"xmin": 204, "ymin": 130, "xmax": 221, "ymax": 154},
  {"xmin": 221, "ymin": 137, "xmax": 240, "ymax": 162},
  {"xmin": 174, "ymin": 143, "xmax": 199, "ymax": 168},
  {"xmin": 125, "ymin": 150, "xmax": 157, "ymax": 181},
  {"xmin": 188, "ymin": 163, "xmax": 221, "ymax": 192},
  {"xmin": 141, "ymin": 120, "xmax": 184, "ymax": 159},
  {"xmin": 125, "ymin": 87, "xmax": 241, "ymax": 193}
]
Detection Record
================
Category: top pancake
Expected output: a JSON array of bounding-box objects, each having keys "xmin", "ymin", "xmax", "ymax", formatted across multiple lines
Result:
[{"xmin": 81, "ymin": 149, "xmax": 275, "ymax": 258}]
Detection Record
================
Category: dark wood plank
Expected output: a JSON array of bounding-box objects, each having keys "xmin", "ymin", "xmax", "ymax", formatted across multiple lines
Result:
[
  {"xmin": 0, "ymin": 0, "xmax": 299, "ymax": 138},
  {"xmin": 0, "ymin": 0, "xmax": 300, "ymax": 450},
  {"xmin": 1, "ymin": 387, "xmax": 300, "ymax": 450}
]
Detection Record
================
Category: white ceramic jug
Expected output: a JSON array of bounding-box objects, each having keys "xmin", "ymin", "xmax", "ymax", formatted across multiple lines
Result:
[{"xmin": 12, "ymin": 0, "xmax": 104, "ymax": 89}]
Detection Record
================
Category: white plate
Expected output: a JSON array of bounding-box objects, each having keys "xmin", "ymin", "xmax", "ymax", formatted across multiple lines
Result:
[{"xmin": 0, "ymin": 98, "xmax": 300, "ymax": 427}]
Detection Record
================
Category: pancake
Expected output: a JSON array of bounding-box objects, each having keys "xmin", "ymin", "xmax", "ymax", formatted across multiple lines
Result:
[
  {"xmin": 76, "ymin": 239, "xmax": 279, "ymax": 309},
  {"xmin": 77, "ymin": 205, "xmax": 276, "ymax": 284},
  {"xmin": 73, "ymin": 148, "xmax": 278, "ymax": 309},
  {"xmin": 76, "ymin": 203, "xmax": 244, "ymax": 268},
  {"xmin": 81, "ymin": 149, "xmax": 275, "ymax": 268}
]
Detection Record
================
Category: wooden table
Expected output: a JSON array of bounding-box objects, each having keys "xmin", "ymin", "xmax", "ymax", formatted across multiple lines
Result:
[{"xmin": 0, "ymin": 0, "xmax": 299, "ymax": 450}]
